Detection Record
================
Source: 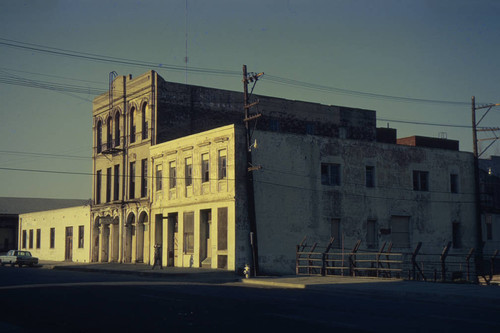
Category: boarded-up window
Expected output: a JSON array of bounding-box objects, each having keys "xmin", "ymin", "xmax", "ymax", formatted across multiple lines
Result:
[
  {"xmin": 114, "ymin": 164, "xmax": 120, "ymax": 200},
  {"xmin": 391, "ymin": 216, "xmax": 410, "ymax": 248},
  {"xmin": 218, "ymin": 207, "xmax": 228, "ymax": 251},
  {"xmin": 331, "ymin": 218, "xmax": 340, "ymax": 248},
  {"xmin": 22, "ymin": 230, "xmax": 27, "ymax": 249},
  {"xmin": 106, "ymin": 167, "xmax": 112, "ymax": 202},
  {"xmin": 29, "ymin": 229, "xmax": 33, "ymax": 249},
  {"xmin": 183, "ymin": 212, "xmax": 194, "ymax": 253},
  {"xmin": 366, "ymin": 219, "xmax": 377, "ymax": 248},
  {"xmin": 129, "ymin": 162, "xmax": 135, "ymax": 199},
  {"xmin": 141, "ymin": 159, "xmax": 148, "ymax": 197},
  {"xmin": 50, "ymin": 228, "xmax": 55, "ymax": 249},
  {"xmin": 36, "ymin": 229, "xmax": 41, "ymax": 249},
  {"xmin": 366, "ymin": 166, "xmax": 375, "ymax": 188},
  {"xmin": 96, "ymin": 170, "xmax": 102, "ymax": 204},
  {"xmin": 450, "ymin": 174, "xmax": 458, "ymax": 193}
]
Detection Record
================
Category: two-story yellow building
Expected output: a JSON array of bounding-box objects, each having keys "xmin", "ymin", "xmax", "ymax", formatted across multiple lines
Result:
[{"xmin": 149, "ymin": 125, "xmax": 248, "ymax": 270}]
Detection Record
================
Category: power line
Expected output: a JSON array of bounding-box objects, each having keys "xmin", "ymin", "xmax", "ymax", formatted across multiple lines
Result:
[
  {"xmin": 0, "ymin": 37, "xmax": 483, "ymax": 107},
  {"xmin": 0, "ymin": 150, "xmax": 90, "ymax": 160},
  {"xmin": 0, "ymin": 165, "xmax": 479, "ymax": 202}
]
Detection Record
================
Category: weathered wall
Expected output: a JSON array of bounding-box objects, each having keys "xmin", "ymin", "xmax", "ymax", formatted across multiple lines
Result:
[
  {"xmin": 155, "ymin": 78, "xmax": 376, "ymax": 144},
  {"xmin": 251, "ymin": 130, "xmax": 476, "ymax": 274},
  {"xmin": 19, "ymin": 206, "xmax": 91, "ymax": 262}
]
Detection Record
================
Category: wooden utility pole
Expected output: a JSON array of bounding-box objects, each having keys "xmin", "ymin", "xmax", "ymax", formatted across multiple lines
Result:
[
  {"xmin": 472, "ymin": 96, "xmax": 483, "ymax": 278},
  {"xmin": 243, "ymin": 65, "xmax": 263, "ymax": 276},
  {"xmin": 471, "ymin": 96, "xmax": 500, "ymax": 279}
]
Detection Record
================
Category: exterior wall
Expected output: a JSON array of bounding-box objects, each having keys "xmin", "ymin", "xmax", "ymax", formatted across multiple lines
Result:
[
  {"xmin": 19, "ymin": 206, "xmax": 91, "ymax": 262},
  {"xmin": 91, "ymin": 71, "xmax": 156, "ymax": 264},
  {"xmin": 155, "ymin": 78, "xmax": 376, "ymax": 143},
  {"xmin": 150, "ymin": 125, "xmax": 249, "ymax": 271},
  {"xmin": 250, "ymin": 130, "xmax": 476, "ymax": 274}
]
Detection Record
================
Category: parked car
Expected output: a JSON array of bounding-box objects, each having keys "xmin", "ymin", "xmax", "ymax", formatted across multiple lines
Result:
[{"xmin": 0, "ymin": 250, "xmax": 39, "ymax": 267}]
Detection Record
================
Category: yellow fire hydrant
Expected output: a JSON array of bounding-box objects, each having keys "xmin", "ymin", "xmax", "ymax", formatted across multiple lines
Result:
[{"xmin": 243, "ymin": 264, "xmax": 251, "ymax": 279}]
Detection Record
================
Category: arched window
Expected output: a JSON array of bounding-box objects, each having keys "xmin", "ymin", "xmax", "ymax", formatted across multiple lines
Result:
[
  {"xmin": 96, "ymin": 120, "xmax": 103, "ymax": 154},
  {"xmin": 114, "ymin": 112, "xmax": 121, "ymax": 146},
  {"xmin": 106, "ymin": 117, "xmax": 112, "ymax": 149},
  {"xmin": 130, "ymin": 107, "xmax": 136, "ymax": 143},
  {"xmin": 142, "ymin": 103, "xmax": 148, "ymax": 140}
]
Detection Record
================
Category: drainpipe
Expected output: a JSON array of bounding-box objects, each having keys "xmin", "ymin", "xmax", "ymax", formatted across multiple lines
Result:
[{"xmin": 121, "ymin": 76, "xmax": 127, "ymax": 264}]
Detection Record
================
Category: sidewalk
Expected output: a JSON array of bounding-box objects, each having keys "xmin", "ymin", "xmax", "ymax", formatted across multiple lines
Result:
[
  {"xmin": 39, "ymin": 260, "xmax": 240, "ymax": 283},
  {"xmin": 39, "ymin": 261, "xmax": 500, "ymax": 303}
]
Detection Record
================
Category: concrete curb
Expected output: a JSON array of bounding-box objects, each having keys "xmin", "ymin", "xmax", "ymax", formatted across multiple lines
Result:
[{"xmin": 241, "ymin": 278, "xmax": 306, "ymax": 289}]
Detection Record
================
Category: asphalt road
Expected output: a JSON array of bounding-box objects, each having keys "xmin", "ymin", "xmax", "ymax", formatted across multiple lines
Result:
[{"xmin": 1, "ymin": 266, "xmax": 499, "ymax": 332}]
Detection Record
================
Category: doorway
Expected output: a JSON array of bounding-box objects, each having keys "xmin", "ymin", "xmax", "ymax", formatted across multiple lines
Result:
[
  {"xmin": 167, "ymin": 213, "xmax": 178, "ymax": 267},
  {"xmin": 200, "ymin": 209, "xmax": 212, "ymax": 267}
]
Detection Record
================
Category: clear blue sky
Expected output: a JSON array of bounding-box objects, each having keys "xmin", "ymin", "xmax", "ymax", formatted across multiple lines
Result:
[{"xmin": 1, "ymin": 0, "xmax": 500, "ymax": 199}]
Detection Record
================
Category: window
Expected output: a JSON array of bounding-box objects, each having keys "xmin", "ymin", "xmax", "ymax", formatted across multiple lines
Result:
[
  {"xmin": 269, "ymin": 119, "xmax": 280, "ymax": 131},
  {"xmin": 185, "ymin": 158, "xmax": 192, "ymax": 186},
  {"xmin": 413, "ymin": 170, "xmax": 429, "ymax": 191},
  {"xmin": 450, "ymin": 174, "xmax": 458, "ymax": 193},
  {"xmin": 183, "ymin": 212, "xmax": 194, "ymax": 253},
  {"xmin": 50, "ymin": 228, "xmax": 55, "ymax": 249},
  {"xmin": 130, "ymin": 107, "xmax": 136, "ymax": 143},
  {"xmin": 202, "ymin": 153, "xmax": 210, "ymax": 183},
  {"xmin": 106, "ymin": 117, "xmax": 112, "ymax": 149},
  {"xmin": 391, "ymin": 216, "xmax": 410, "ymax": 248},
  {"xmin": 321, "ymin": 163, "xmax": 341, "ymax": 186},
  {"xmin": 36, "ymin": 229, "xmax": 41, "ymax": 249},
  {"xmin": 106, "ymin": 167, "xmax": 112, "ymax": 202},
  {"xmin": 366, "ymin": 166, "xmax": 375, "ymax": 188},
  {"xmin": 330, "ymin": 218, "xmax": 341, "ymax": 248},
  {"xmin": 22, "ymin": 230, "xmax": 27, "ymax": 249},
  {"xmin": 114, "ymin": 112, "xmax": 121, "ymax": 146},
  {"xmin": 218, "ymin": 207, "xmax": 228, "ymax": 251},
  {"xmin": 78, "ymin": 226, "xmax": 84, "ymax": 248},
  {"xmin": 141, "ymin": 159, "xmax": 148, "ymax": 198},
  {"xmin": 452, "ymin": 222, "xmax": 461, "ymax": 248},
  {"xmin": 169, "ymin": 161, "xmax": 176, "ymax": 189},
  {"xmin": 142, "ymin": 103, "xmax": 148, "ymax": 140},
  {"xmin": 306, "ymin": 123, "xmax": 315, "ymax": 135},
  {"xmin": 155, "ymin": 165, "xmax": 162, "ymax": 191},
  {"xmin": 96, "ymin": 120, "xmax": 102, "ymax": 154},
  {"xmin": 218, "ymin": 150, "xmax": 227, "ymax": 180},
  {"xmin": 114, "ymin": 164, "xmax": 120, "ymax": 201},
  {"xmin": 486, "ymin": 215, "xmax": 493, "ymax": 240},
  {"xmin": 129, "ymin": 162, "xmax": 136, "ymax": 199},
  {"xmin": 96, "ymin": 170, "xmax": 102, "ymax": 204},
  {"xmin": 366, "ymin": 219, "xmax": 377, "ymax": 248}
]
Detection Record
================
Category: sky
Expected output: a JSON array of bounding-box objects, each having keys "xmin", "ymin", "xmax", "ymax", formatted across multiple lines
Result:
[{"xmin": 1, "ymin": 0, "xmax": 500, "ymax": 200}]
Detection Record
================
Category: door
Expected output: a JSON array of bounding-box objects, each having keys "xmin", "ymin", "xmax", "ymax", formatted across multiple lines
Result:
[
  {"xmin": 65, "ymin": 227, "xmax": 73, "ymax": 261},
  {"xmin": 167, "ymin": 213, "xmax": 178, "ymax": 267}
]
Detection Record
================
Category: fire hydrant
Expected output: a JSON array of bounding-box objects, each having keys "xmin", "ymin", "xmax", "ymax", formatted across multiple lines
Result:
[{"xmin": 243, "ymin": 264, "xmax": 251, "ymax": 279}]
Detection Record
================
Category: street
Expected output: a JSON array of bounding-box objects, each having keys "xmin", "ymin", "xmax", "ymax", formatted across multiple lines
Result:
[{"xmin": 1, "ymin": 266, "xmax": 499, "ymax": 332}]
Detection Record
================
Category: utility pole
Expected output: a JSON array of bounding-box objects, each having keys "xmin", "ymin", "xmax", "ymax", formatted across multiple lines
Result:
[
  {"xmin": 243, "ymin": 65, "xmax": 263, "ymax": 276},
  {"xmin": 471, "ymin": 96, "xmax": 500, "ymax": 279}
]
